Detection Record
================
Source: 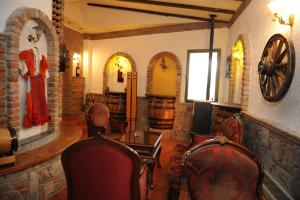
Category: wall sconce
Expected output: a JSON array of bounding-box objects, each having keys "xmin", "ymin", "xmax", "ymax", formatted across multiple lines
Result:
[
  {"xmin": 115, "ymin": 57, "xmax": 124, "ymax": 71},
  {"xmin": 160, "ymin": 57, "xmax": 167, "ymax": 71},
  {"xmin": 73, "ymin": 53, "xmax": 81, "ymax": 77},
  {"xmin": 115, "ymin": 57, "xmax": 124, "ymax": 82},
  {"xmin": 28, "ymin": 26, "xmax": 42, "ymax": 43},
  {"xmin": 268, "ymin": 0, "xmax": 296, "ymax": 27}
]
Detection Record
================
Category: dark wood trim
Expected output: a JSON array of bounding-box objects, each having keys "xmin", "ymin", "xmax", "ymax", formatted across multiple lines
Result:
[
  {"xmin": 83, "ymin": 22, "xmax": 228, "ymax": 40},
  {"xmin": 229, "ymin": 0, "xmax": 252, "ymax": 26},
  {"xmin": 87, "ymin": 2, "xmax": 229, "ymax": 23},
  {"xmin": 206, "ymin": 15, "xmax": 216, "ymax": 101},
  {"xmin": 117, "ymin": 0, "xmax": 236, "ymax": 15}
]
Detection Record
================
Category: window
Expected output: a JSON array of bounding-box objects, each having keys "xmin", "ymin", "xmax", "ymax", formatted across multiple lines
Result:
[{"xmin": 185, "ymin": 49, "xmax": 220, "ymax": 102}]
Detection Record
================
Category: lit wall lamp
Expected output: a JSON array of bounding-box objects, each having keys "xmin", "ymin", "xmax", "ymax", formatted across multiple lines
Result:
[
  {"xmin": 28, "ymin": 26, "xmax": 42, "ymax": 43},
  {"xmin": 73, "ymin": 53, "xmax": 81, "ymax": 77},
  {"xmin": 268, "ymin": 0, "xmax": 296, "ymax": 27}
]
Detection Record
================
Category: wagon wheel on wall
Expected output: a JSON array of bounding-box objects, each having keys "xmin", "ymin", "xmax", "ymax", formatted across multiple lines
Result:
[{"xmin": 258, "ymin": 34, "xmax": 295, "ymax": 102}]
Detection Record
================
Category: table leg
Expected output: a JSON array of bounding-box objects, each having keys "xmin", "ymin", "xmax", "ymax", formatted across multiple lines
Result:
[
  {"xmin": 145, "ymin": 159, "xmax": 155, "ymax": 190},
  {"xmin": 156, "ymin": 147, "xmax": 162, "ymax": 168}
]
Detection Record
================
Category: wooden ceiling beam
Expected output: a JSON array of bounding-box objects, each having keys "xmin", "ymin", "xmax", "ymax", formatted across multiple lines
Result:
[
  {"xmin": 117, "ymin": 0, "xmax": 236, "ymax": 15},
  {"xmin": 83, "ymin": 21, "xmax": 229, "ymax": 40},
  {"xmin": 87, "ymin": 2, "xmax": 229, "ymax": 23}
]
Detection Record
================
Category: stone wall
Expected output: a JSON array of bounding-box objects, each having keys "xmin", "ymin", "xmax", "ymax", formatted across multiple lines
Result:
[
  {"xmin": 0, "ymin": 33, "xmax": 7, "ymax": 128},
  {"xmin": 0, "ymin": 156, "xmax": 65, "ymax": 200},
  {"xmin": 62, "ymin": 26, "xmax": 84, "ymax": 114},
  {"xmin": 85, "ymin": 93, "xmax": 193, "ymax": 141},
  {"xmin": 71, "ymin": 77, "xmax": 85, "ymax": 113},
  {"xmin": 242, "ymin": 112, "xmax": 300, "ymax": 200}
]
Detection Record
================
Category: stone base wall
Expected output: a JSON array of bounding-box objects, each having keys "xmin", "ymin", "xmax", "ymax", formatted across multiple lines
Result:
[
  {"xmin": 85, "ymin": 94, "xmax": 193, "ymax": 141},
  {"xmin": 137, "ymin": 97, "xmax": 193, "ymax": 141},
  {"xmin": 0, "ymin": 156, "xmax": 65, "ymax": 200},
  {"xmin": 242, "ymin": 112, "xmax": 300, "ymax": 200},
  {"xmin": 0, "ymin": 33, "xmax": 7, "ymax": 128}
]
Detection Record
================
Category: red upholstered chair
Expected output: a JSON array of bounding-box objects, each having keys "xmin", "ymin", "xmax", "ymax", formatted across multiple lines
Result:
[
  {"xmin": 168, "ymin": 115, "xmax": 243, "ymax": 199},
  {"xmin": 178, "ymin": 135, "xmax": 265, "ymax": 200},
  {"xmin": 85, "ymin": 103, "xmax": 127, "ymax": 139},
  {"xmin": 61, "ymin": 134, "xmax": 148, "ymax": 200}
]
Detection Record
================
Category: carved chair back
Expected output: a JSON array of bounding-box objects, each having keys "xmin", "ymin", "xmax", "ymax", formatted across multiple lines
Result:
[
  {"xmin": 61, "ymin": 134, "xmax": 142, "ymax": 200},
  {"xmin": 183, "ymin": 135, "xmax": 265, "ymax": 200}
]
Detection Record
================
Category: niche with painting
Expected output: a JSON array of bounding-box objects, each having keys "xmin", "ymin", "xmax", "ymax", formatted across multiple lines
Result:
[{"xmin": 103, "ymin": 53, "xmax": 136, "ymax": 93}]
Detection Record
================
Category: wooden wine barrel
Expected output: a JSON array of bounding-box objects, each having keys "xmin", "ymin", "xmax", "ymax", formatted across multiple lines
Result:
[
  {"xmin": 147, "ymin": 94, "xmax": 176, "ymax": 129},
  {"xmin": 0, "ymin": 128, "xmax": 18, "ymax": 154},
  {"xmin": 105, "ymin": 92, "xmax": 126, "ymax": 121}
]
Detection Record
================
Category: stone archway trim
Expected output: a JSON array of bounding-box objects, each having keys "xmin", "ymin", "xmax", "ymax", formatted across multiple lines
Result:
[
  {"xmin": 228, "ymin": 34, "xmax": 251, "ymax": 111},
  {"xmin": 103, "ymin": 52, "xmax": 137, "ymax": 93},
  {"xmin": 3, "ymin": 7, "xmax": 60, "ymax": 133}
]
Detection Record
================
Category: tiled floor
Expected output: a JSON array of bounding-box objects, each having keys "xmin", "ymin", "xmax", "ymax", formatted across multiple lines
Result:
[{"xmin": 49, "ymin": 138, "xmax": 187, "ymax": 200}]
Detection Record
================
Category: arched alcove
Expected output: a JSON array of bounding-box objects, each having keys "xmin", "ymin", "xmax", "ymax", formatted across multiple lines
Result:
[
  {"xmin": 228, "ymin": 35, "xmax": 251, "ymax": 111},
  {"xmin": 4, "ymin": 7, "xmax": 60, "ymax": 141},
  {"xmin": 103, "ymin": 52, "xmax": 136, "ymax": 93},
  {"xmin": 146, "ymin": 51, "xmax": 181, "ymax": 99}
]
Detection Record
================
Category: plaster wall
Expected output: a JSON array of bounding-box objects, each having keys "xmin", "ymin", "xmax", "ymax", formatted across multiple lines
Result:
[
  {"xmin": 0, "ymin": 0, "xmax": 52, "ymax": 32},
  {"xmin": 83, "ymin": 28, "xmax": 230, "ymax": 102},
  {"xmin": 228, "ymin": 0, "xmax": 300, "ymax": 137}
]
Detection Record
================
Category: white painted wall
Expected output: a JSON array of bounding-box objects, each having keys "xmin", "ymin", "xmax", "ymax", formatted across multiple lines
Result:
[
  {"xmin": 83, "ymin": 28, "xmax": 230, "ymax": 102},
  {"xmin": 0, "ymin": 0, "xmax": 52, "ymax": 32},
  {"xmin": 228, "ymin": 0, "xmax": 300, "ymax": 137}
]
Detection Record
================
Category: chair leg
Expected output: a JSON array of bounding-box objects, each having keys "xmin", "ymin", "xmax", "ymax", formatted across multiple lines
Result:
[
  {"xmin": 168, "ymin": 187, "xmax": 173, "ymax": 200},
  {"xmin": 168, "ymin": 187, "xmax": 180, "ymax": 200}
]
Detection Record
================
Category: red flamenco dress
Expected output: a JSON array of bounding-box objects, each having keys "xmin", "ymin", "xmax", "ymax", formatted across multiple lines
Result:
[{"xmin": 19, "ymin": 49, "xmax": 51, "ymax": 128}]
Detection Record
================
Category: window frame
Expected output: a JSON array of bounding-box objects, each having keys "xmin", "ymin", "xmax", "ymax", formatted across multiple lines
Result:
[{"xmin": 185, "ymin": 49, "xmax": 221, "ymax": 103}]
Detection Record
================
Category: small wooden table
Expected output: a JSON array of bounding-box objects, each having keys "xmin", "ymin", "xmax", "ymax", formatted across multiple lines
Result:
[{"xmin": 120, "ymin": 131, "xmax": 162, "ymax": 189}]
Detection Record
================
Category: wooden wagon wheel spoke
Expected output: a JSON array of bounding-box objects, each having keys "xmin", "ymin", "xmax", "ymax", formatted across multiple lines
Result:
[
  {"xmin": 276, "ymin": 48, "xmax": 287, "ymax": 63},
  {"xmin": 271, "ymin": 40, "xmax": 278, "ymax": 59},
  {"xmin": 275, "ymin": 70, "xmax": 286, "ymax": 79},
  {"xmin": 275, "ymin": 62, "xmax": 288, "ymax": 69},
  {"xmin": 272, "ymin": 76, "xmax": 280, "ymax": 90},
  {"xmin": 262, "ymin": 76, "xmax": 269, "ymax": 87},
  {"xmin": 258, "ymin": 34, "xmax": 295, "ymax": 101},
  {"xmin": 274, "ymin": 40, "xmax": 284, "ymax": 61}
]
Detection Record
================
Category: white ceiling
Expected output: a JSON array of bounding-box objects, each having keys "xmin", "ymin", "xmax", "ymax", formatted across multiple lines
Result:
[{"xmin": 64, "ymin": 0, "xmax": 245, "ymax": 33}]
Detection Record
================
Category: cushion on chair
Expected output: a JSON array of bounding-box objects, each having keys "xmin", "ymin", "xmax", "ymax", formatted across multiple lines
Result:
[{"xmin": 186, "ymin": 145, "xmax": 260, "ymax": 200}]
